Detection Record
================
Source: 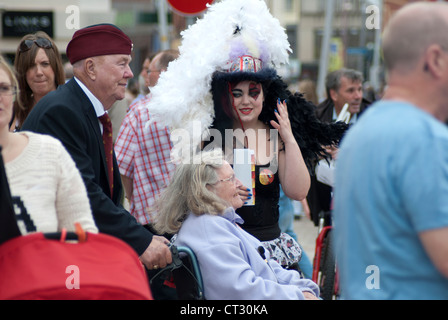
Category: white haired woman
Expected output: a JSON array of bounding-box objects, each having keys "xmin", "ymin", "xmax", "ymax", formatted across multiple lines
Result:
[{"xmin": 153, "ymin": 150, "xmax": 319, "ymax": 300}]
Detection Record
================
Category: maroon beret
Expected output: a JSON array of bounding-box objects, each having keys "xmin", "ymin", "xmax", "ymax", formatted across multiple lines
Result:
[{"xmin": 67, "ymin": 23, "xmax": 133, "ymax": 64}]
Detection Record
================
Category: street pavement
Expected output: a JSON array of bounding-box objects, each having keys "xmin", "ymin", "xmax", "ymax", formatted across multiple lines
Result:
[{"xmin": 293, "ymin": 215, "xmax": 319, "ymax": 263}]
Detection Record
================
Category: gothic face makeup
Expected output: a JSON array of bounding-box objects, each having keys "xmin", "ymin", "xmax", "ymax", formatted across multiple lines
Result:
[
  {"xmin": 230, "ymin": 81, "xmax": 264, "ymax": 122},
  {"xmin": 249, "ymin": 82, "xmax": 261, "ymax": 101}
]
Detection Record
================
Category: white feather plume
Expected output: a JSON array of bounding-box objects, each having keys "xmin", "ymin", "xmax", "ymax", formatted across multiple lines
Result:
[{"xmin": 147, "ymin": 0, "xmax": 291, "ymax": 162}]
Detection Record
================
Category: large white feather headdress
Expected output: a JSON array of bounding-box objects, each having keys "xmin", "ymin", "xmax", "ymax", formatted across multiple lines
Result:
[{"xmin": 147, "ymin": 0, "xmax": 291, "ymax": 162}]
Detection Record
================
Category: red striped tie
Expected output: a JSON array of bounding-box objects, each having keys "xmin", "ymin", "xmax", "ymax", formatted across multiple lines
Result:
[{"xmin": 98, "ymin": 113, "xmax": 114, "ymax": 196}]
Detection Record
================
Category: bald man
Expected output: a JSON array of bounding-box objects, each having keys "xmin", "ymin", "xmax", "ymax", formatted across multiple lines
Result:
[{"xmin": 333, "ymin": 2, "xmax": 448, "ymax": 299}]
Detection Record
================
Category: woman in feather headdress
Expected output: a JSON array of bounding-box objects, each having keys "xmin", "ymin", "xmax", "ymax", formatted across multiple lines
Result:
[{"xmin": 149, "ymin": 0, "xmax": 347, "ymax": 270}]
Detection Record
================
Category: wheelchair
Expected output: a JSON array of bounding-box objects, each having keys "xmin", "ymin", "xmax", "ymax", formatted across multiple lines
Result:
[
  {"xmin": 312, "ymin": 210, "xmax": 339, "ymax": 300},
  {"xmin": 151, "ymin": 245, "xmax": 204, "ymax": 300}
]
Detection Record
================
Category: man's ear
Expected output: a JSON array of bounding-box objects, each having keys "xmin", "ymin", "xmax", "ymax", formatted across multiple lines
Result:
[
  {"xmin": 84, "ymin": 58, "xmax": 97, "ymax": 80},
  {"xmin": 329, "ymin": 88, "xmax": 338, "ymax": 103},
  {"xmin": 424, "ymin": 44, "xmax": 447, "ymax": 79}
]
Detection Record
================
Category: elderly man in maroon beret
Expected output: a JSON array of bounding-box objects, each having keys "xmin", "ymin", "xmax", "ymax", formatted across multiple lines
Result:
[{"xmin": 22, "ymin": 24, "xmax": 172, "ymax": 281}]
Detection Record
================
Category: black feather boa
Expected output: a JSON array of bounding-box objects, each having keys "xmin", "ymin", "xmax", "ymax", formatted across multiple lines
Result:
[{"xmin": 208, "ymin": 69, "xmax": 348, "ymax": 173}]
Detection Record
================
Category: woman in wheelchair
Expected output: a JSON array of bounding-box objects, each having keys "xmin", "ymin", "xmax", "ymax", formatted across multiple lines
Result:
[{"xmin": 154, "ymin": 150, "xmax": 319, "ymax": 300}]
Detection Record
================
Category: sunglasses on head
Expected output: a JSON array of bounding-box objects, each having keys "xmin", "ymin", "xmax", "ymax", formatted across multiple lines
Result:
[{"xmin": 19, "ymin": 38, "xmax": 53, "ymax": 53}]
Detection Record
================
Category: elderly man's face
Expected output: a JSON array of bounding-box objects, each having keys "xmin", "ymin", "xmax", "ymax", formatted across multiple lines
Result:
[{"xmin": 94, "ymin": 54, "xmax": 133, "ymax": 109}]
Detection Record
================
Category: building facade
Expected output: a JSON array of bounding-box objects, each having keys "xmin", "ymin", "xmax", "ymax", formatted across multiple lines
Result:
[{"xmin": 0, "ymin": 0, "xmax": 116, "ymax": 62}]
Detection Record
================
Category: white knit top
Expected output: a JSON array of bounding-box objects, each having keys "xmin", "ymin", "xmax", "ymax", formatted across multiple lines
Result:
[{"xmin": 5, "ymin": 132, "xmax": 98, "ymax": 235}]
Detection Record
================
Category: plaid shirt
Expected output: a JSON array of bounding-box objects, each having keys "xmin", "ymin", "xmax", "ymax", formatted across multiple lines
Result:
[{"xmin": 115, "ymin": 96, "xmax": 174, "ymax": 225}]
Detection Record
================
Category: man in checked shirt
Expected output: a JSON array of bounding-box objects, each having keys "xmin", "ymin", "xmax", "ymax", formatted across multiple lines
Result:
[{"xmin": 114, "ymin": 49, "xmax": 179, "ymax": 299}]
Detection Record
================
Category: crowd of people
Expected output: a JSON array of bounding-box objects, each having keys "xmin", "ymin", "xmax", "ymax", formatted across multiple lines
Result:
[{"xmin": 1, "ymin": 0, "xmax": 448, "ymax": 300}]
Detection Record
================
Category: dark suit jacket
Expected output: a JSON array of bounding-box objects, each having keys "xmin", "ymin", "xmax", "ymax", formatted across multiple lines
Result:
[
  {"xmin": 22, "ymin": 79, "xmax": 152, "ymax": 255},
  {"xmin": 315, "ymin": 97, "xmax": 370, "ymax": 123},
  {"xmin": 307, "ymin": 97, "xmax": 371, "ymax": 226}
]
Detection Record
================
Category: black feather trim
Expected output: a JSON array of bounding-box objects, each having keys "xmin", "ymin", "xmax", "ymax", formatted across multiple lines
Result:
[{"xmin": 208, "ymin": 70, "xmax": 349, "ymax": 173}]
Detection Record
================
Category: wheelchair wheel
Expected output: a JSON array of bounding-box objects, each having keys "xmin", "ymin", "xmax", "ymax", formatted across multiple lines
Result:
[{"xmin": 319, "ymin": 230, "xmax": 336, "ymax": 300}]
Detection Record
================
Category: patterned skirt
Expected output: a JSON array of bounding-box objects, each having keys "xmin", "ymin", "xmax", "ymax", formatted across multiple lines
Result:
[{"xmin": 261, "ymin": 232, "xmax": 302, "ymax": 269}]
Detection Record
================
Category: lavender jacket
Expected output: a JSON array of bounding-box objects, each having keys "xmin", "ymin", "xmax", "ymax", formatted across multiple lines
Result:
[{"xmin": 174, "ymin": 208, "xmax": 320, "ymax": 300}]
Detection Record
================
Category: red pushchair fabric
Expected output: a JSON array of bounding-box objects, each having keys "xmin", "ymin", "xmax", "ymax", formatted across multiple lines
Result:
[{"xmin": 0, "ymin": 232, "xmax": 152, "ymax": 300}]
